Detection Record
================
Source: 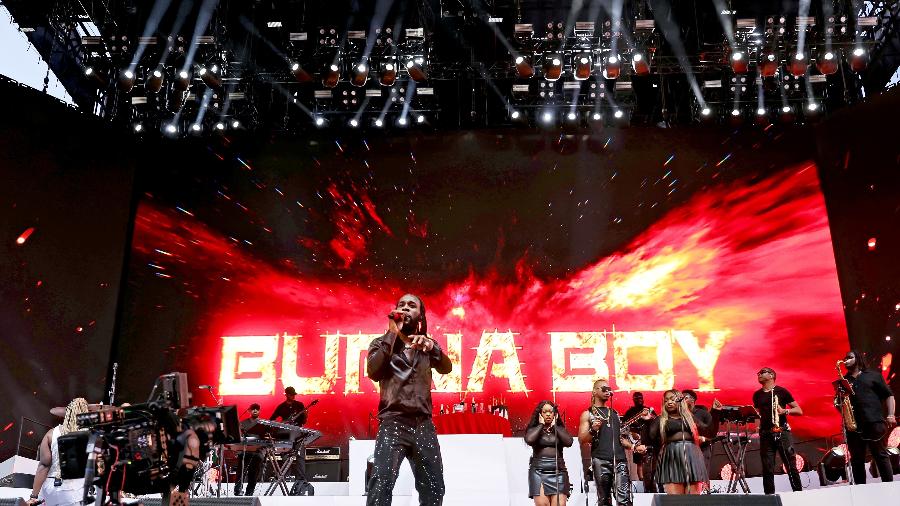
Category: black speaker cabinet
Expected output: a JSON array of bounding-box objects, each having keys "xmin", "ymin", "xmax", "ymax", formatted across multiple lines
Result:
[
  {"xmin": 306, "ymin": 460, "xmax": 341, "ymax": 481},
  {"xmin": 651, "ymin": 495, "xmax": 783, "ymax": 506},
  {"xmin": 0, "ymin": 499, "xmax": 25, "ymax": 506},
  {"xmin": 140, "ymin": 497, "xmax": 260, "ymax": 506}
]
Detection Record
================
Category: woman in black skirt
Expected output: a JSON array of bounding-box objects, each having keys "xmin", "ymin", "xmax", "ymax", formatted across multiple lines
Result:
[
  {"xmin": 524, "ymin": 400, "xmax": 574, "ymax": 506},
  {"xmin": 644, "ymin": 389, "xmax": 709, "ymax": 494}
]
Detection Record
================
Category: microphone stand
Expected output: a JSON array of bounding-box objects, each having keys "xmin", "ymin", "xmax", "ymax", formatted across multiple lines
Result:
[{"xmin": 201, "ymin": 386, "xmax": 227, "ymax": 497}]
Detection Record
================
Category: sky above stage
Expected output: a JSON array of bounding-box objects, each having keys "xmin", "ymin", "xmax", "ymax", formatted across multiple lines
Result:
[{"xmin": 116, "ymin": 130, "xmax": 848, "ymax": 442}]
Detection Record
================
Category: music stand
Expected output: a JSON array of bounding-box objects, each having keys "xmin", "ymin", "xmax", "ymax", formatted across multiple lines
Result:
[{"xmin": 714, "ymin": 405, "xmax": 758, "ymax": 494}]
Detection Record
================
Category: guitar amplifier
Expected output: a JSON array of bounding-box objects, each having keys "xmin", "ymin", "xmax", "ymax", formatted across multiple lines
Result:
[
  {"xmin": 305, "ymin": 446, "xmax": 340, "ymax": 461},
  {"xmin": 306, "ymin": 460, "xmax": 341, "ymax": 481}
]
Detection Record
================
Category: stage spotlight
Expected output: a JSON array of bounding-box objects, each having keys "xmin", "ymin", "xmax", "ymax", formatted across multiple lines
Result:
[
  {"xmin": 759, "ymin": 52, "xmax": 779, "ymax": 77},
  {"xmin": 84, "ymin": 66, "xmax": 108, "ymax": 88},
  {"xmin": 164, "ymin": 123, "xmax": 178, "ymax": 136},
  {"xmin": 173, "ymin": 69, "xmax": 191, "ymax": 91},
  {"xmin": 816, "ymin": 48, "xmax": 839, "ymax": 75},
  {"xmin": 540, "ymin": 111, "xmax": 555, "ymax": 126},
  {"xmin": 198, "ymin": 66, "xmax": 221, "ymax": 90},
  {"xmin": 231, "ymin": 120, "xmax": 241, "ymax": 129},
  {"xmin": 817, "ymin": 446, "xmax": 848, "ymax": 486},
  {"xmin": 603, "ymin": 55, "xmax": 621, "ymax": 80},
  {"xmin": 700, "ymin": 106, "xmax": 712, "ymax": 117},
  {"xmin": 145, "ymin": 68, "xmax": 164, "ymax": 93},
  {"xmin": 290, "ymin": 62, "xmax": 314, "ymax": 83},
  {"xmin": 374, "ymin": 118, "xmax": 384, "ymax": 128},
  {"xmin": 730, "ymin": 49, "xmax": 749, "ymax": 74},
  {"xmin": 190, "ymin": 123, "xmax": 202, "ymax": 133},
  {"xmin": 397, "ymin": 116, "xmax": 408, "ymax": 127},
  {"xmin": 515, "ymin": 56, "xmax": 535, "ymax": 79},
  {"xmin": 755, "ymin": 107, "xmax": 769, "ymax": 126},
  {"xmin": 789, "ymin": 52, "xmax": 808, "ymax": 77},
  {"xmin": 349, "ymin": 118, "xmax": 359, "ymax": 128},
  {"xmin": 510, "ymin": 110, "xmax": 521, "ymax": 120},
  {"xmin": 380, "ymin": 62, "xmax": 397, "ymax": 86},
  {"xmin": 416, "ymin": 114, "xmax": 425, "ymax": 124},
  {"xmin": 405, "ymin": 58, "xmax": 428, "ymax": 83},
  {"xmin": 543, "ymin": 56, "xmax": 563, "ymax": 81},
  {"xmin": 632, "ymin": 52, "xmax": 650, "ymax": 76},
  {"xmin": 322, "ymin": 63, "xmax": 341, "ymax": 88},
  {"xmin": 807, "ymin": 102, "xmax": 820, "ymax": 113},
  {"xmin": 613, "ymin": 109, "xmax": 623, "ymax": 119},
  {"xmin": 849, "ymin": 46, "xmax": 868, "ymax": 72},
  {"xmin": 574, "ymin": 54, "xmax": 592, "ymax": 81},
  {"xmin": 351, "ymin": 62, "xmax": 369, "ymax": 87},
  {"xmin": 314, "ymin": 116, "xmax": 326, "ymax": 127},
  {"xmin": 591, "ymin": 112, "xmax": 602, "ymax": 121},
  {"xmin": 214, "ymin": 122, "xmax": 225, "ymax": 131},
  {"xmin": 118, "ymin": 69, "xmax": 135, "ymax": 93},
  {"xmin": 566, "ymin": 111, "xmax": 577, "ymax": 121},
  {"xmin": 133, "ymin": 123, "xmax": 144, "ymax": 133}
]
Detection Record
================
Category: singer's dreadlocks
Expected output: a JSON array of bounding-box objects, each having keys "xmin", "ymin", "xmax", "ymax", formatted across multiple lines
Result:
[{"xmin": 61, "ymin": 397, "xmax": 89, "ymax": 435}]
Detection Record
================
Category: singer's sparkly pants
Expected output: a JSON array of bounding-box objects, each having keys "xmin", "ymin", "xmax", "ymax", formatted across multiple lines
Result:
[
  {"xmin": 592, "ymin": 458, "xmax": 632, "ymax": 506},
  {"xmin": 366, "ymin": 417, "xmax": 445, "ymax": 506}
]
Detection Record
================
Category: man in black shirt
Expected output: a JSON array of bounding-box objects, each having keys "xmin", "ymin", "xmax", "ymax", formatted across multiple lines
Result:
[
  {"xmin": 622, "ymin": 392, "xmax": 650, "ymax": 483},
  {"xmin": 270, "ymin": 386, "xmax": 310, "ymax": 494},
  {"xmin": 842, "ymin": 350, "xmax": 896, "ymax": 484},
  {"xmin": 752, "ymin": 367, "xmax": 803, "ymax": 494},
  {"xmin": 578, "ymin": 379, "xmax": 632, "ymax": 506},
  {"xmin": 235, "ymin": 403, "xmax": 266, "ymax": 496},
  {"xmin": 366, "ymin": 294, "xmax": 452, "ymax": 506}
]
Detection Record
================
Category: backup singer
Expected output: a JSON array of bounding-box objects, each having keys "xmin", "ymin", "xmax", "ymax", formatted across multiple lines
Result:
[
  {"xmin": 27, "ymin": 398, "xmax": 90, "ymax": 506},
  {"xmin": 752, "ymin": 367, "xmax": 803, "ymax": 494},
  {"xmin": 578, "ymin": 379, "xmax": 632, "ymax": 506},
  {"xmin": 366, "ymin": 294, "xmax": 453, "ymax": 506},
  {"xmin": 234, "ymin": 403, "xmax": 266, "ymax": 497},
  {"xmin": 525, "ymin": 401, "xmax": 574, "ymax": 506},
  {"xmin": 841, "ymin": 350, "xmax": 896, "ymax": 484},
  {"xmin": 645, "ymin": 389, "xmax": 708, "ymax": 495}
]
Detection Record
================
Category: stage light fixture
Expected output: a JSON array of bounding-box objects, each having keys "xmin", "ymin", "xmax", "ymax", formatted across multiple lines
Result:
[
  {"xmin": 380, "ymin": 62, "xmax": 397, "ymax": 86},
  {"xmin": 789, "ymin": 52, "xmax": 808, "ymax": 77},
  {"xmin": 351, "ymin": 62, "xmax": 369, "ymax": 87},
  {"xmin": 215, "ymin": 122, "xmax": 226, "ymax": 131},
  {"xmin": 291, "ymin": 62, "xmax": 314, "ymax": 83},
  {"xmin": 816, "ymin": 48, "xmax": 839, "ymax": 75},
  {"xmin": 190, "ymin": 123, "xmax": 202, "ymax": 133},
  {"xmin": 84, "ymin": 66, "xmax": 108, "ymax": 88},
  {"xmin": 198, "ymin": 66, "xmax": 221, "ymax": 90},
  {"xmin": 145, "ymin": 68, "xmax": 164, "ymax": 93},
  {"xmin": 133, "ymin": 123, "xmax": 144, "ymax": 133},
  {"xmin": 118, "ymin": 69, "xmax": 135, "ymax": 93},
  {"xmin": 731, "ymin": 108, "xmax": 741, "ymax": 116},
  {"xmin": 574, "ymin": 54, "xmax": 592, "ymax": 81},
  {"xmin": 374, "ymin": 118, "xmax": 384, "ymax": 128},
  {"xmin": 849, "ymin": 46, "xmax": 868, "ymax": 72},
  {"xmin": 603, "ymin": 55, "xmax": 621, "ymax": 80},
  {"xmin": 807, "ymin": 102, "xmax": 819, "ymax": 112},
  {"xmin": 759, "ymin": 52, "xmax": 779, "ymax": 77},
  {"xmin": 632, "ymin": 52, "xmax": 651, "ymax": 76},
  {"xmin": 780, "ymin": 105, "xmax": 795, "ymax": 124},
  {"xmin": 613, "ymin": 109, "xmax": 623, "ymax": 119},
  {"xmin": 405, "ymin": 58, "xmax": 428, "ymax": 83},
  {"xmin": 730, "ymin": 49, "xmax": 749, "ymax": 74},
  {"xmin": 322, "ymin": 63, "xmax": 341, "ymax": 88},
  {"xmin": 164, "ymin": 123, "xmax": 178, "ymax": 136},
  {"xmin": 173, "ymin": 69, "xmax": 191, "ymax": 91},
  {"xmin": 349, "ymin": 118, "xmax": 359, "ymax": 128},
  {"xmin": 543, "ymin": 56, "xmax": 563, "ymax": 81},
  {"xmin": 515, "ymin": 56, "xmax": 535, "ymax": 79},
  {"xmin": 231, "ymin": 120, "xmax": 241, "ymax": 129},
  {"xmin": 416, "ymin": 114, "xmax": 426, "ymax": 124},
  {"xmin": 510, "ymin": 110, "xmax": 521, "ymax": 120},
  {"xmin": 701, "ymin": 106, "xmax": 712, "ymax": 117},
  {"xmin": 591, "ymin": 112, "xmax": 602, "ymax": 121},
  {"xmin": 756, "ymin": 107, "xmax": 767, "ymax": 116},
  {"xmin": 397, "ymin": 116, "xmax": 408, "ymax": 126},
  {"xmin": 541, "ymin": 111, "xmax": 554, "ymax": 124},
  {"xmin": 315, "ymin": 116, "xmax": 326, "ymax": 127},
  {"xmin": 755, "ymin": 107, "xmax": 769, "ymax": 126},
  {"xmin": 817, "ymin": 446, "xmax": 848, "ymax": 485}
]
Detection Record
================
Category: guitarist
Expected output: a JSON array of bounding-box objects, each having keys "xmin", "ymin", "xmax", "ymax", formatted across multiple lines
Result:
[{"xmin": 270, "ymin": 386, "xmax": 312, "ymax": 495}]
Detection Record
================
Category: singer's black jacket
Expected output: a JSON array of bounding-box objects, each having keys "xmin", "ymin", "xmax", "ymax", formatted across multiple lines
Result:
[{"xmin": 367, "ymin": 331, "xmax": 452, "ymax": 420}]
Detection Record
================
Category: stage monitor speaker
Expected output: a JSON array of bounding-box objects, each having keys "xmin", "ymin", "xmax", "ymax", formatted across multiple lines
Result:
[
  {"xmin": 0, "ymin": 473, "xmax": 34, "ymax": 488},
  {"xmin": 307, "ymin": 460, "xmax": 341, "ymax": 481},
  {"xmin": 140, "ymin": 498, "xmax": 259, "ymax": 506},
  {"xmin": 651, "ymin": 495, "xmax": 782, "ymax": 506},
  {"xmin": 0, "ymin": 499, "xmax": 26, "ymax": 506}
]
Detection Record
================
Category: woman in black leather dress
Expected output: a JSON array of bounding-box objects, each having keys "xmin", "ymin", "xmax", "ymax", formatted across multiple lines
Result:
[
  {"xmin": 524, "ymin": 401, "xmax": 574, "ymax": 506},
  {"xmin": 643, "ymin": 389, "xmax": 709, "ymax": 494}
]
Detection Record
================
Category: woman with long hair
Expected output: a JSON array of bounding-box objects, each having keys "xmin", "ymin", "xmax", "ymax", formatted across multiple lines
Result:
[
  {"xmin": 28, "ymin": 398, "xmax": 90, "ymax": 506},
  {"xmin": 524, "ymin": 400, "xmax": 573, "ymax": 506},
  {"xmin": 645, "ymin": 389, "xmax": 709, "ymax": 494}
]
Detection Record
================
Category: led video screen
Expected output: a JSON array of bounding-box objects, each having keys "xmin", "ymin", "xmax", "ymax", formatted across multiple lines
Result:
[{"xmin": 116, "ymin": 130, "xmax": 847, "ymax": 443}]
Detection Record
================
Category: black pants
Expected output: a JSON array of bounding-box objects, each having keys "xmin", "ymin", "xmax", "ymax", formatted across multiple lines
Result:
[
  {"xmin": 848, "ymin": 421, "xmax": 893, "ymax": 484},
  {"xmin": 759, "ymin": 430, "xmax": 802, "ymax": 494},
  {"xmin": 592, "ymin": 458, "xmax": 631, "ymax": 506},
  {"xmin": 234, "ymin": 452, "xmax": 263, "ymax": 496},
  {"xmin": 287, "ymin": 446, "xmax": 309, "ymax": 495},
  {"xmin": 366, "ymin": 417, "xmax": 445, "ymax": 506}
]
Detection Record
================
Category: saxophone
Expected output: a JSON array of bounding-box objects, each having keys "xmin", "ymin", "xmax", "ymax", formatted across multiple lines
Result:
[{"xmin": 835, "ymin": 360, "xmax": 857, "ymax": 432}]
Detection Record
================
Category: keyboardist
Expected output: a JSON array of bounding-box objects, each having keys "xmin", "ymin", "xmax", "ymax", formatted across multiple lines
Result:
[{"xmin": 234, "ymin": 403, "xmax": 267, "ymax": 496}]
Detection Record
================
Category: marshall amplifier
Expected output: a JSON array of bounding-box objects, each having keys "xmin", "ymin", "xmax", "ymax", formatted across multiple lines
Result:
[{"xmin": 305, "ymin": 446, "xmax": 341, "ymax": 481}]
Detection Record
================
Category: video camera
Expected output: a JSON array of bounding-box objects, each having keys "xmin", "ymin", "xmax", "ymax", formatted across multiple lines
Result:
[{"xmin": 56, "ymin": 373, "xmax": 239, "ymax": 504}]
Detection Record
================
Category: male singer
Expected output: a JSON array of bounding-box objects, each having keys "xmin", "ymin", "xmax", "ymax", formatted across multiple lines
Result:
[
  {"xmin": 366, "ymin": 294, "xmax": 453, "ymax": 506},
  {"xmin": 578, "ymin": 379, "xmax": 632, "ymax": 506},
  {"xmin": 842, "ymin": 350, "xmax": 896, "ymax": 484}
]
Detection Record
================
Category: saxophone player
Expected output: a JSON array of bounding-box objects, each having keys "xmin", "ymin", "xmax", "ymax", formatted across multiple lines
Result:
[
  {"xmin": 841, "ymin": 350, "xmax": 896, "ymax": 484},
  {"xmin": 752, "ymin": 367, "xmax": 803, "ymax": 494}
]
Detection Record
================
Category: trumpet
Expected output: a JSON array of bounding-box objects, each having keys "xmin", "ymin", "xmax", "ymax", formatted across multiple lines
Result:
[{"xmin": 771, "ymin": 391, "xmax": 782, "ymax": 433}]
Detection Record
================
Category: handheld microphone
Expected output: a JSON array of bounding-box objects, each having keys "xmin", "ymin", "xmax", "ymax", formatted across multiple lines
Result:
[
  {"xmin": 388, "ymin": 311, "xmax": 405, "ymax": 322},
  {"xmin": 198, "ymin": 385, "xmax": 213, "ymax": 390}
]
